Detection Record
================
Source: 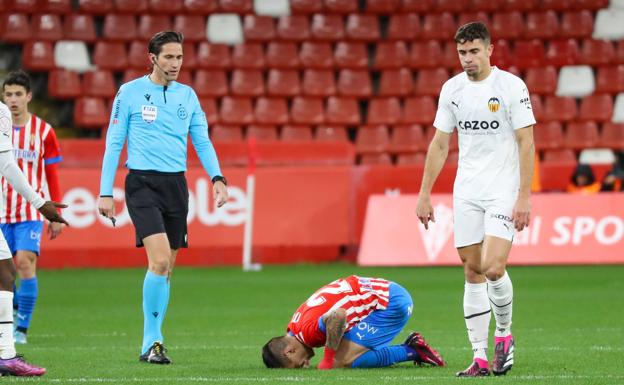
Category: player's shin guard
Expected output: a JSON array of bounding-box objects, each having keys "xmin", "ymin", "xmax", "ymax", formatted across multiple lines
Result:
[
  {"xmin": 351, "ymin": 346, "xmax": 410, "ymax": 368},
  {"xmin": 142, "ymin": 271, "xmax": 168, "ymax": 355},
  {"xmin": 0, "ymin": 291, "xmax": 16, "ymax": 359},
  {"xmin": 487, "ymin": 272, "xmax": 513, "ymax": 337},
  {"xmin": 15, "ymin": 277, "xmax": 37, "ymax": 332},
  {"xmin": 464, "ymin": 282, "xmax": 490, "ymax": 361}
]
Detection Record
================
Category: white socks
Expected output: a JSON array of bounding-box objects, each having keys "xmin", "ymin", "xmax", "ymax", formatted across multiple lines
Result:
[
  {"xmin": 0, "ymin": 291, "xmax": 16, "ymax": 359},
  {"xmin": 464, "ymin": 282, "xmax": 490, "ymax": 360},
  {"xmin": 487, "ymin": 271, "xmax": 514, "ymax": 338}
]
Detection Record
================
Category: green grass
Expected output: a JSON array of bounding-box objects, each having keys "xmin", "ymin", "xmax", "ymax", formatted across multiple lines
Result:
[{"xmin": 7, "ymin": 265, "xmax": 624, "ymax": 384}]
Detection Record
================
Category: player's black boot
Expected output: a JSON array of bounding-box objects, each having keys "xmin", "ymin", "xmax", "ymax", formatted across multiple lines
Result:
[{"xmin": 139, "ymin": 342, "xmax": 171, "ymax": 364}]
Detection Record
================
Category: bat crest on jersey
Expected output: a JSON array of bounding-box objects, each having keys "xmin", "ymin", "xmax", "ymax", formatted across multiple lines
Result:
[{"xmin": 488, "ymin": 97, "xmax": 500, "ymax": 113}]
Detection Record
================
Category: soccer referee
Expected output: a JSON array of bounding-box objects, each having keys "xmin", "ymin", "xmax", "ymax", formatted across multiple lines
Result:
[{"xmin": 98, "ymin": 31, "xmax": 228, "ymax": 364}]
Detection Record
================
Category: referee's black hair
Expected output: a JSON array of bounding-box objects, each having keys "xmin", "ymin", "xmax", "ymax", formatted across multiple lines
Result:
[
  {"xmin": 148, "ymin": 31, "xmax": 184, "ymax": 56},
  {"xmin": 454, "ymin": 22, "xmax": 491, "ymax": 46},
  {"xmin": 2, "ymin": 69, "xmax": 31, "ymax": 93},
  {"xmin": 262, "ymin": 337, "xmax": 288, "ymax": 368}
]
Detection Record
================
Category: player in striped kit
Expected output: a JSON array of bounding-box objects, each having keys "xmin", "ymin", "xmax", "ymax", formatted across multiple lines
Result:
[
  {"xmin": 262, "ymin": 275, "xmax": 445, "ymax": 369},
  {"xmin": 1, "ymin": 70, "xmax": 63, "ymax": 344}
]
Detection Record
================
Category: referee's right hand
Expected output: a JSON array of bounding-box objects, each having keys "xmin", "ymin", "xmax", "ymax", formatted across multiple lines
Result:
[{"xmin": 98, "ymin": 196, "xmax": 115, "ymax": 220}]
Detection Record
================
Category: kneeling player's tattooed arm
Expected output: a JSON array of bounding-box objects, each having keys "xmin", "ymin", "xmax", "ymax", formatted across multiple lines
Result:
[{"xmin": 318, "ymin": 308, "xmax": 347, "ymax": 369}]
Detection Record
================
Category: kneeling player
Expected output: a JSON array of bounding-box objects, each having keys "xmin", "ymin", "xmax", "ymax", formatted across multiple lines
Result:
[{"xmin": 262, "ymin": 275, "xmax": 445, "ymax": 369}]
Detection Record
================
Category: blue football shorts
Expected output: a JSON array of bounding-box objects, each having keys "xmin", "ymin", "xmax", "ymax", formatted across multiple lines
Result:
[{"xmin": 0, "ymin": 221, "xmax": 44, "ymax": 256}]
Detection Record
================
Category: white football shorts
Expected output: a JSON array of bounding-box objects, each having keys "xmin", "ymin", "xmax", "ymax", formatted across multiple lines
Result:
[
  {"xmin": 453, "ymin": 196, "xmax": 516, "ymax": 248},
  {"xmin": 0, "ymin": 230, "xmax": 12, "ymax": 260}
]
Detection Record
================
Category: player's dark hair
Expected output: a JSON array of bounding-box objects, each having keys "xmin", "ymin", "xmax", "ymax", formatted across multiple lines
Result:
[
  {"xmin": 454, "ymin": 22, "xmax": 491, "ymax": 45},
  {"xmin": 2, "ymin": 69, "xmax": 31, "ymax": 93},
  {"xmin": 262, "ymin": 337, "xmax": 288, "ymax": 368},
  {"xmin": 148, "ymin": 31, "xmax": 184, "ymax": 56}
]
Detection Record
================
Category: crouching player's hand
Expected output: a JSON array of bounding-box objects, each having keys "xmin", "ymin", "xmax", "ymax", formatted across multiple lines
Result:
[{"xmin": 318, "ymin": 347, "xmax": 335, "ymax": 370}]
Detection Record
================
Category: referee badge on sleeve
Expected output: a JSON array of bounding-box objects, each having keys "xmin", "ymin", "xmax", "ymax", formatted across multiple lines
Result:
[{"xmin": 141, "ymin": 105, "xmax": 158, "ymax": 124}]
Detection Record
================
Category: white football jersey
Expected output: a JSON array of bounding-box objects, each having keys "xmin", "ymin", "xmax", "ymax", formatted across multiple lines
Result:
[{"xmin": 433, "ymin": 67, "xmax": 536, "ymax": 200}]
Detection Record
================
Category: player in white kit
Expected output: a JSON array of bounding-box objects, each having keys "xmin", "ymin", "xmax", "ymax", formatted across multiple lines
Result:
[{"xmin": 416, "ymin": 22, "xmax": 535, "ymax": 377}]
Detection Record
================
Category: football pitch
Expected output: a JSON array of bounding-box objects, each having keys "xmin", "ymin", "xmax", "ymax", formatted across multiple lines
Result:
[{"xmin": 8, "ymin": 264, "xmax": 623, "ymax": 384}]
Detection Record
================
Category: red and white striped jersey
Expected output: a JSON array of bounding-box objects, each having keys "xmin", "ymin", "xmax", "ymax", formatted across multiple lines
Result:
[
  {"xmin": 1, "ymin": 114, "xmax": 62, "ymax": 223},
  {"xmin": 287, "ymin": 275, "xmax": 390, "ymax": 348}
]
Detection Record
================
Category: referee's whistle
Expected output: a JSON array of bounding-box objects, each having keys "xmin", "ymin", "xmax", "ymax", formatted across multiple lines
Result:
[{"xmin": 110, "ymin": 217, "xmax": 116, "ymax": 227}]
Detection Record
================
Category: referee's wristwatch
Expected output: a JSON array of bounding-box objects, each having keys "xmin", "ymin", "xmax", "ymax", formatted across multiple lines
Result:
[{"xmin": 212, "ymin": 175, "xmax": 227, "ymax": 185}]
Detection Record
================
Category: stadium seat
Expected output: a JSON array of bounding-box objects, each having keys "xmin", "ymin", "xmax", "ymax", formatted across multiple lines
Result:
[
  {"xmin": 564, "ymin": 121, "xmax": 600, "ymax": 150},
  {"xmin": 175, "ymin": 71, "xmax": 192, "ymax": 85},
  {"xmin": 530, "ymin": 94, "xmax": 544, "ymax": 122},
  {"xmin": 571, "ymin": 0, "xmax": 608, "ymax": 10},
  {"xmin": 276, "ymin": 15, "xmax": 310, "ymax": 41},
  {"xmin": 355, "ymin": 125, "xmax": 390, "ymax": 153},
  {"xmin": 92, "ymin": 42, "xmax": 127, "ymax": 70},
  {"xmin": 593, "ymin": 9, "xmax": 624, "ymax": 40},
  {"xmin": 289, "ymin": 0, "xmax": 322, "ymax": 13},
  {"xmin": 243, "ymin": 15, "xmax": 275, "ymax": 42},
  {"xmin": 335, "ymin": 42, "xmax": 368, "ymax": 69},
  {"xmin": 359, "ymin": 152, "xmax": 393, "ymax": 165},
  {"xmin": 174, "ymin": 15, "xmax": 206, "ymax": 41},
  {"xmin": 469, "ymin": 0, "xmax": 500, "ymax": 12},
  {"xmin": 267, "ymin": 69, "xmax": 300, "ymax": 97},
  {"xmin": 378, "ymin": 69, "xmax": 413, "ymax": 97},
  {"xmin": 415, "ymin": 68, "xmax": 449, "ymax": 96},
  {"xmin": 345, "ymin": 15, "xmax": 379, "ymax": 41},
  {"xmin": 540, "ymin": 0, "xmax": 572, "ymax": 10},
  {"xmin": 396, "ymin": 152, "xmax": 426, "ymax": 165},
  {"xmin": 302, "ymin": 69, "xmax": 336, "ymax": 97},
  {"xmin": 148, "ymin": 0, "xmax": 183, "ymax": 13},
  {"xmin": 123, "ymin": 68, "xmax": 147, "ymax": 83},
  {"xmin": 315, "ymin": 125, "xmax": 348, "ymax": 141},
  {"xmin": 219, "ymin": 0, "xmax": 253, "ymax": 13},
  {"xmin": 457, "ymin": 11, "xmax": 491, "ymax": 28},
  {"xmin": 326, "ymin": 97, "xmax": 360, "ymax": 125},
  {"xmin": 311, "ymin": 14, "xmax": 345, "ymax": 41},
  {"xmin": 220, "ymin": 97, "xmax": 253, "ymax": 125},
  {"xmin": 194, "ymin": 70, "xmax": 228, "ymax": 97},
  {"xmin": 513, "ymin": 39, "xmax": 546, "ymax": 69},
  {"xmin": 230, "ymin": 69, "xmax": 264, "ymax": 96},
  {"xmin": 374, "ymin": 41, "xmax": 408, "ymax": 70},
  {"xmin": 246, "ymin": 125, "xmax": 278, "ymax": 141},
  {"xmin": 78, "ymin": 0, "xmax": 114, "ymax": 14},
  {"xmin": 137, "ymin": 15, "xmax": 171, "ymax": 41},
  {"xmin": 48, "ymin": 69, "xmax": 82, "ymax": 99},
  {"xmin": 580, "ymin": 39, "xmax": 615, "ymax": 66},
  {"xmin": 613, "ymin": 93, "xmax": 624, "ymax": 122},
  {"xmin": 596, "ymin": 66, "xmax": 624, "ymax": 94},
  {"xmin": 425, "ymin": 125, "xmax": 458, "ymax": 151},
  {"xmin": 546, "ymin": 39, "xmax": 580, "ymax": 67},
  {"xmin": 39, "ymin": 0, "xmax": 72, "ymax": 13},
  {"xmin": 560, "ymin": 11, "xmax": 594, "ymax": 39},
  {"xmin": 128, "ymin": 40, "xmax": 148, "ymax": 69},
  {"xmin": 281, "ymin": 125, "xmax": 313, "ymax": 141},
  {"xmin": 617, "ymin": 41, "xmax": 624, "ymax": 64},
  {"xmin": 389, "ymin": 124, "xmax": 426, "ymax": 153},
  {"xmin": 291, "ymin": 97, "xmax": 325, "ymax": 124},
  {"xmin": 63, "ymin": 14, "xmax": 97, "ymax": 42},
  {"xmin": 367, "ymin": 98, "xmax": 401, "ymax": 125},
  {"xmin": 402, "ymin": 96, "xmax": 436, "ymax": 125},
  {"xmin": 421, "ymin": 13, "xmax": 456, "ymax": 41},
  {"xmin": 600, "ymin": 122, "xmax": 624, "ymax": 149},
  {"xmin": 83, "ymin": 70, "xmax": 117, "ymax": 98},
  {"xmin": 266, "ymin": 42, "xmax": 299, "ymax": 69},
  {"xmin": 74, "ymin": 97, "xmax": 108, "ymax": 128},
  {"xmin": 197, "ymin": 43, "xmax": 231, "ymax": 69},
  {"xmin": 210, "ymin": 124, "xmax": 243, "ymax": 141},
  {"xmin": 114, "ymin": 0, "xmax": 148, "ymax": 13},
  {"xmin": 504, "ymin": 0, "xmax": 539, "ymax": 11},
  {"xmin": 409, "ymin": 41, "xmax": 442, "ymax": 69},
  {"xmin": 540, "ymin": 149, "xmax": 577, "ymax": 191},
  {"xmin": 533, "ymin": 121, "xmax": 564, "ymax": 151},
  {"xmin": 386, "ymin": 13, "xmax": 420, "ymax": 40},
  {"xmin": 324, "ymin": 0, "xmax": 357, "ymax": 13},
  {"xmin": 31, "ymin": 14, "xmax": 63, "ymax": 41},
  {"xmin": 491, "ymin": 12, "xmax": 525, "ymax": 40},
  {"xmin": 525, "ymin": 11, "xmax": 560, "ymax": 39},
  {"xmin": 181, "ymin": 43, "xmax": 198, "ymax": 69},
  {"xmin": 207, "ymin": 14, "xmax": 243, "ymax": 45},
  {"xmin": 300, "ymin": 42, "xmax": 333, "ymax": 69},
  {"xmin": 441, "ymin": 42, "xmax": 463, "ymax": 71},
  {"xmin": 556, "ymin": 65, "xmax": 595, "ymax": 97},
  {"xmin": 490, "ymin": 40, "xmax": 512, "ymax": 69},
  {"xmin": 254, "ymin": 97, "xmax": 288, "ymax": 125},
  {"xmin": 199, "ymin": 98, "xmax": 218, "ymax": 123},
  {"xmin": 525, "ymin": 66, "xmax": 558, "ymax": 95},
  {"xmin": 0, "ymin": 13, "xmax": 30, "ymax": 43},
  {"xmin": 435, "ymin": 0, "xmax": 469, "ymax": 12},
  {"xmin": 22, "ymin": 41, "xmax": 55, "ymax": 71},
  {"xmin": 254, "ymin": 0, "xmax": 289, "ymax": 16},
  {"xmin": 337, "ymin": 70, "xmax": 371, "ymax": 98},
  {"xmin": 366, "ymin": 0, "xmax": 400, "ymax": 13},
  {"xmin": 103, "ymin": 14, "xmax": 137, "ymax": 41},
  {"xmin": 400, "ymin": 0, "xmax": 434, "ymax": 12},
  {"xmin": 543, "ymin": 96, "xmax": 578, "ymax": 122},
  {"xmin": 231, "ymin": 43, "xmax": 265, "ymax": 69},
  {"xmin": 183, "ymin": 0, "xmax": 219, "ymax": 14},
  {"xmin": 578, "ymin": 94, "xmax": 614, "ymax": 122},
  {"xmin": 55, "ymin": 41, "xmax": 91, "ymax": 72}
]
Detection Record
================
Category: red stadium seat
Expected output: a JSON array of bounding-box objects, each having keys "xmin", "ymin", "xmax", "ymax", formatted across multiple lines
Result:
[
  {"xmin": 534, "ymin": 121, "xmax": 564, "ymax": 151},
  {"xmin": 338, "ymin": 69, "xmax": 371, "ymax": 98},
  {"xmin": 199, "ymin": 98, "xmax": 219, "ymax": 124},
  {"xmin": 197, "ymin": 43, "xmax": 231, "ymax": 69},
  {"xmin": 63, "ymin": 14, "xmax": 97, "ymax": 42},
  {"xmin": 564, "ymin": 121, "xmax": 600, "ymax": 150},
  {"xmin": 183, "ymin": 0, "xmax": 218, "ymax": 14},
  {"xmin": 123, "ymin": 68, "xmax": 147, "ymax": 83},
  {"xmin": 220, "ymin": 97, "xmax": 254, "ymax": 125},
  {"xmin": 530, "ymin": 94, "xmax": 544, "ymax": 122},
  {"xmin": 540, "ymin": 149, "xmax": 577, "ymax": 191},
  {"xmin": 289, "ymin": 0, "xmax": 322, "ymax": 14},
  {"xmin": 74, "ymin": 97, "xmax": 108, "ymax": 129},
  {"xmin": 334, "ymin": 42, "xmax": 368, "ymax": 69},
  {"xmin": 78, "ymin": 0, "xmax": 114, "ymax": 14},
  {"xmin": 254, "ymin": 97, "xmax": 289, "ymax": 125},
  {"xmin": 300, "ymin": 42, "xmax": 333, "ymax": 69},
  {"xmin": 194, "ymin": 70, "xmax": 228, "ymax": 97},
  {"xmin": 525, "ymin": 11, "xmax": 560, "ymax": 40},
  {"xmin": 302, "ymin": 69, "xmax": 336, "ymax": 97},
  {"xmin": 435, "ymin": 0, "xmax": 469, "ymax": 12},
  {"xmin": 181, "ymin": 42, "xmax": 198, "ymax": 69},
  {"xmin": 402, "ymin": 96, "xmax": 436, "ymax": 125},
  {"xmin": 231, "ymin": 43, "xmax": 265, "ymax": 69},
  {"xmin": 210, "ymin": 124, "xmax": 243, "ymax": 141},
  {"xmin": 504, "ymin": 0, "xmax": 538, "ymax": 11},
  {"xmin": 525, "ymin": 66, "xmax": 558, "ymax": 95},
  {"xmin": 441, "ymin": 42, "xmax": 462, "ymax": 71},
  {"xmin": 617, "ymin": 41, "xmax": 624, "ymax": 64},
  {"xmin": 580, "ymin": 39, "xmax": 615, "ymax": 66},
  {"xmin": 367, "ymin": 98, "xmax": 402, "ymax": 125},
  {"xmin": 345, "ymin": 14, "xmax": 380, "ymax": 42},
  {"xmin": 359, "ymin": 152, "xmax": 392, "ymax": 165},
  {"xmin": 490, "ymin": 40, "xmax": 512, "ymax": 70},
  {"xmin": 571, "ymin": 0, "xmax": 608, "ymax": 10},
  {"xmin": 267, "ymin": 69, "xmax": 300, "ymax": 97},
  {"xmin": 540, "ymin": 0, "xmax": 571, "ymax": 10},
  {"xmin": 390, "ymin": 124, "xmax": 426, "ymax": 153},
  {"xmin": 31, "ymin": 14, "xmax": 63, "ymax": 41},
  {"xmin": 0, "ymin": 13, "xmax": 30, "ymax": 43},
  {"xmin": 578, "ymin": 94, "xmax": 613, "ymax": 122},
  {"xmin": 291, "ymin": 97, "xmax": 325, "ymax": 125},
  {"xmin": 281, "ymin": 125, "xmax": 313, "ymax": 141},
  {"xmin": 513, "ymin": 40, "xmax": 546, "ymax": 70},
  {"xmin": 543, "ymin": 96, "xmax": 578, "ymax": 122},
  {"xmin": 311, "ymin": 14, "xmax": 345, "ymax": 41},
  {"xmin": 276, "ymin": 15, "xmax": 310, "ymax": 42},
  {"xmin": 356, "ymin": 125, "xmax": 390, "ymax": 153},
  {"xmin": 137, "ymin": 15, "xmax": 171, "ymax": 41},
  {"xmin": 396, "ymin": 152, "xmax": 426, "ymax": 165},
  {"xmin": 469, "ymin": 0, "xmax": 500, "ymax": 12},
  {"xmin": 39, "ymin": 0, "xmax": 72, "ymax": 13},
  {"xmin": 491, "ymin": 12, "xmax": 524, "ymax": 40},
  {"xmin": 243, "ymin": 15, "xmax": 275, "ymax": 42},
  {"xmin": 415, "ymin": 68, "xmax": 449, "ymax": 96},
  {"xmin": 387, "ymin": 13, "xmax": 420, "ymax": 40},
  {"xmin": 324, "ymin": 0, "xmax": 357, "ymax": 13},
  {"xmin": 326, "ymin": 97, "xmax": 360, "ymax": 125},
  {"xmin": 114, "ymin": 0, "xmax": 148, "ymax": 13},
  {"xmin": 595, "ymin": 66, "xmax": 624, "ymax": 94},
  {"xmin": 421, "ymin": 13, "xmax": 456, "ymax": 41},
  {"xmin": 600, "ymin": 122, "xmax": 624, "ymax": 149},
  {"xmin": 22, "ymin": 41, "xmax": 55, "ymax": 71},
  {"xmin": 83, "ymin": 70, "xmax": 117, "ymax": 98},
  {"xmin": 315, "ymin": 125, "xmax": 348, "ymax": 141},
  {"xmin": 175, "ymin": 70, "xmax": 192, "ymax": 85},
  {"xmin": 400, "ymin": 0, "xmax": 434, "ymax": 12},
  {"xmin": 374, "ymin": 41, "xmax": 408, "ymax": 70},
  {"xmin": 219, "ymin": 0, "xmax": 253, "ymax": 13},
  {"xmin": 560, "ymin": 11, "xmax": 593, "ymax": 39},
  {"xmin": 458, "ymin": 11, "xmax": 491, "ymax": 27},
  {"xmin": 103, "ymin": 14, "xmax": 137, "ymax": 41},
  {"xmin": 230, "ymin": 69, "xmax": 264, "ymax": 97},
  {"xmin": 266, "ymin": 42, "xmax": 300, "ymax": 69},
  {"xmin": 128, "ymin": 40, "xmax": 149, "ymax": 69},
  {"xmin": 148, "ymin": 0, "xmax": 183, "ymax": 13},
  {"xmin": 409, "ymin": 41, "xmax": 442, "ymax": 69},
  {"xmin": 246, "ymin": 125, "xmax": 278, "ymax": 141},
  {"xmin": 378, "ymin": 69, "xmax": 413, "ymax": 97},
  {"xmin": 174, "ymin": 15, "xmax": 206, "ymax": 41},
  {"xmin": 545, "ymin": 39, "xmax": 580, "ymax": 67},
  {"xmin": 48, "ymin": 69, "xmax": 82, "ymax": 99},
  {"xmin": 93, "ymin": 42, "xmax": 127, "ymax": 70},
  {"xmin": 366, "ymin": 0, "xmax": 400, "ymax": 13}
]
